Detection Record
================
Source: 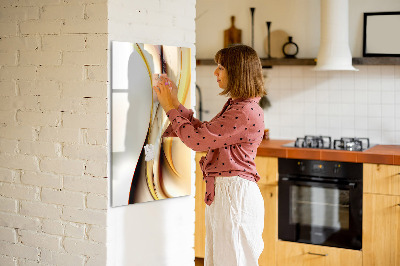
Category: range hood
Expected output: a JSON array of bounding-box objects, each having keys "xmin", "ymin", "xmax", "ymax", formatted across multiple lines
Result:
[{"xmin": 314, "ymin": 0, "xmax": 358, "ymax": 71}]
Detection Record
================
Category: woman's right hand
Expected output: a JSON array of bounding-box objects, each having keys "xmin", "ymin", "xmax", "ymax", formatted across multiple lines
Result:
[{"xmin": 159, "ymin": 76, "xmax": 180, "ymax": 109}]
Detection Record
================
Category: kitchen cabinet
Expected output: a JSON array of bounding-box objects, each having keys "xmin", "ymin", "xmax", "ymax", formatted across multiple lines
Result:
[
  {"xmin": 194, "ymin": 154, "xmax": 279, "ymax": 265},
  {"xmin": 259, "ymin": 184, "xmax": 278, "ymax": 266},
  {"xmin": 195, "ymin": 156, "xmax": 400, "ymax": 265},
  {"xmin": 363, "ymin": 163, "xmax": 400, "ymax": 266},
  {"xmin": 363, "ymin": 163, "xmax": 400, "ymax": 196},
  {"xmin": 255, "ymin": 156, "xmax": 278, "ymax": 266},
  {"xmin": 195, "ymin": 152, "xmax": 207, "ymax": 258},
  {"xmin": 255, "ymin": 156, "xmax": 278, "ymax": 186},
  {"xmin": 363, "ymin": 193, "xmax": 400, "ymax": 266},
  {"xmin": 276, "ymin": 241, "xmax": 362, "ymax": 266}
]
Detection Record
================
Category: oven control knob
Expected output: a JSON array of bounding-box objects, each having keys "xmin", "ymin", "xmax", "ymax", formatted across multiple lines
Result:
[{"xmin": 298, "ymin": 161, "xmax": 305, "ymax": 171}]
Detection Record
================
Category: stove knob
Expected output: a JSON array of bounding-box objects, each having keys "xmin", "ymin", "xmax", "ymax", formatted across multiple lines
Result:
[{"xmin": 298, "ymin": 161, "xmax": 305, "ymax": 171}]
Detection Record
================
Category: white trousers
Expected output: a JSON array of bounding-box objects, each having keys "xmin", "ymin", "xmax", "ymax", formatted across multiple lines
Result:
[{"xmin": 205, "ymin": 176, "xmax": 264, "ymax": 266}]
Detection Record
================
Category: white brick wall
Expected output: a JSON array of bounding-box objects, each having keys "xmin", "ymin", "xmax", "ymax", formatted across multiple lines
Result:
[
  {"xmin": 0, "ymin": 0, "xmax": 108, "ymax": 265},
  {"xmin": 1, "ymin": 0, "xmax": 197, "ymax": 264}
]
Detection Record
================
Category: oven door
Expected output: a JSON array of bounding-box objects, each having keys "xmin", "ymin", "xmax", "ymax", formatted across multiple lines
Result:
[{"xmin": 278, "ymin": 176, "xmax": 362, "ymax": 250}]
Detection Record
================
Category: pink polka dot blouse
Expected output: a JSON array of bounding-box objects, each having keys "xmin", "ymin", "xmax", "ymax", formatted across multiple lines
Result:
[{"xmin": 162, "ymin": 97, "xmax": 265, "ymax": 205}]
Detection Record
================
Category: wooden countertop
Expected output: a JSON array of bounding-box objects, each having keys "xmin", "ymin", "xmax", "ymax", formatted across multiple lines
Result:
[{"xmin": 257, "ymin": 139, "xmax": 400, "ymax": 165}]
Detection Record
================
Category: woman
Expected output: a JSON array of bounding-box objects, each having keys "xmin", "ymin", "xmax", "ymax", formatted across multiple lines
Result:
[{"xmin": 153, "ymin": 44, "xmax": 266, "ymax": 266}]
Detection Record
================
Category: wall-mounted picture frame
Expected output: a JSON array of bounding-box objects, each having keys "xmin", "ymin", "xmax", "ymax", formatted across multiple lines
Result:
[
  {"xmin": 110, "ymin": 41, "xmax": 192, "ymax": 207},
  {"xmin": 363, "ymin": 11, "xmax": 400, "ymax": 57}
]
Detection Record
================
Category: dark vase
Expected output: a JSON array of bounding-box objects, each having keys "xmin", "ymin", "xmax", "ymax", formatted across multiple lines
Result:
[{"xmin": 282, "ymin": 36, "xmax": 299, "ymax": 58}]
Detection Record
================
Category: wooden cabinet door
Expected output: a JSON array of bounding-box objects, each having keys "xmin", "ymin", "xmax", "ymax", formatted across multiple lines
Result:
[
  {"xmin": 259, "ymin": 185, "xmax": 278, "ymax": 266},
  {"xmin": 363, "ymin": 193, "xmax": 400, "ymax": 266},
  {"xmin": 277, "ymin": 241, "xmax": 362, "ymax": 266},
  {"xmin": 195, "ymin": 152, "xmax": 206, "ymax": 258},
  {"xmin": 364, "ymin": 164, "xmax": 400, "ymax": 196},
  {"xmin": 255, "ymin": 156, "xmax": 278, "ymax": 186}
]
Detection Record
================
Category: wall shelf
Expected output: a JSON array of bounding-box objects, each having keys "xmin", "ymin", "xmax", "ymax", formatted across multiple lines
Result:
[
  {"xmin": 352, "ymin": 57, "xmax": 400, "ymax": 65},
  {"xmin": 196, "ymin": 57, "xmax": 400, "ymax": 67}
]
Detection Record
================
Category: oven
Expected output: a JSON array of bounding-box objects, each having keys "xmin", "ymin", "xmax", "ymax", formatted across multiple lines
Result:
[{"xmin": 278, "ymin": 158, "xmax": 363, "ymax": 250}]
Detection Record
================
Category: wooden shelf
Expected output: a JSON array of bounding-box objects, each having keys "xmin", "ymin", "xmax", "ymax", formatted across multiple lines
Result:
[
  {"xmin": 196, "ymin": 57, "xmax": 400, "ymax": 67},
  {"xmin": 260, "ymin": 58, "xmax": 316, "ymax": 67},
  {"xmin": 352, "ymin": 57, "xmax": 400, "ymax": 65}
]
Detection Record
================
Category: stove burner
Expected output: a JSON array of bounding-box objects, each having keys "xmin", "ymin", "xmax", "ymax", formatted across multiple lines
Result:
[
  {"xmin": 295, "ymin": 135, "xmax": 332, "ymax": 149},
  {"xmin": 286, "ymin": 136, "xmax": 372, "ymax": 151},
  {"xmin": 333, "ymin": 137, "xmax": 370, "ymax": 151}
]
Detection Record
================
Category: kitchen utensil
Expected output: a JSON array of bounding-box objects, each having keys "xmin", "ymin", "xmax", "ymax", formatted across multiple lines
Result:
[{"xmin": 224, "ymin": 16, "xmax": 242, "ymax": 48}]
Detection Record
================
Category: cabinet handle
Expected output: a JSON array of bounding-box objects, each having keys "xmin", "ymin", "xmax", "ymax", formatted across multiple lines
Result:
[
  {"xmin": 397, "ymin": 204, "xmax": 400, "ymax": 207},
  {"xmin": 307, "ymin": 252, "xmax": 328, "ymax": 256}
]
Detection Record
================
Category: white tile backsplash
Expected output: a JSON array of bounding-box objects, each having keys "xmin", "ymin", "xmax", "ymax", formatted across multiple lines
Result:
[
  {"xmin": 367, "ymin": 77, "xmax": 382, "ymax": 91},
  {"xmin": 355, "ymin": 104, "xmax": 368, "ymax": 117},
  {"xmin": 341, "ymin": 104, "xmax": 355, "ymax": 116},
  {"xmin": 341, "ymin": 89, "xmax": 355, "ymax": 104},
  {"xmin": 382, "ymin": 90, "xmax": 395, "ymax": 104},
  {"xmin": 382, "ymin": 105, "xmax": 395, "ymax": 118},
  {"xmin": 355, "ymin": 117, "xmax": 368, "ymax": 130},
  {"xmin": 396, "ymin": 105, "xmax": 400, "ymax": 117},
  {"xmin": 382, "ymin": 78, "xmax": 395, "ymax": 91},
  {"xmin": 382, "ymin": 117, "xmax": 396, "ymax": 131},
  {"xmin": 316, "ymin": 103, "xmax": 330, "ymax": 116},
  {"xmin": 381, "ymin": 66, "xmax": 395, "ymax": 77},
  {"xmin": 196, "ymin": 65, "xmax": 400, "ymax": 144},
  {"xmin": 316, "ymin": 89, "xmax": 329, "ymax": 103},
  {"xmin": 367, "ymin": 105, "xmax": 382, "ymax": 118},
  {"xmin": 367, "ymin": 91, "xmax": 381, "ymax": 104}
]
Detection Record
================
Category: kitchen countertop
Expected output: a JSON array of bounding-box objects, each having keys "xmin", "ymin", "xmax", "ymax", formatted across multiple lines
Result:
[{"xmin": 257, "ymin": 139, "xmax": 400, "ymax": 165}]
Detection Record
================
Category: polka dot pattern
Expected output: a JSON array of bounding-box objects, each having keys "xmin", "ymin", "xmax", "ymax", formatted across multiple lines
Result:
[{"xmin": 162, "ymin": 97, "xmax": 265, "ymax": 206}]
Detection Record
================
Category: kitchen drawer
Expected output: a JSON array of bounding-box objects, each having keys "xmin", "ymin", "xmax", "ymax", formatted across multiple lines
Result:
[
  {"xmin": 276, "ymin": 241, "xmax": 362, "ymax": 266},
  {"xmin": 364, "ymin": 164, "xmax": 400, "ymax": 196}
]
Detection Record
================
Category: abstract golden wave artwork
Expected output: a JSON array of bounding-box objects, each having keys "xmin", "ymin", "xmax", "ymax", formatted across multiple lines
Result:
[{"xmin": 111, "ymin": 41, "xmax": 192, "ymax": 207}]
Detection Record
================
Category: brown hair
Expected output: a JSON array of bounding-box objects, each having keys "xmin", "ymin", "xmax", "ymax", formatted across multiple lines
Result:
[{"xmin": 214, "ymin": 44, "xmax": 266, "ymax": 99}]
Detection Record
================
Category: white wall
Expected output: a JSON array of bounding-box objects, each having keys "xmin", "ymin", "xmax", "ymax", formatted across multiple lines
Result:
[
  {"xmin": 197, "ymin": 64, "xmax": 400, "ymax": 145},
  {"xmin": 0, "ymin": 0, "xmax": 108, "ymax": 265},
  {"xmin": 107, "ymin": 1, "xmax": 196, "ymax": 266},
  {"xmin": 196, "ymin": 0, "xmax": 400, "ymax": 145},
  {"xmin": 196, "ymin": 65, "xmax": 400, "ymax": 144},
  {"xmin": 196, "ymin": 0, "xmax": 400, "ymax": 58},
  {"xmin": 263, "ymin": 65, "xmax": 400, "ymax": 144}
]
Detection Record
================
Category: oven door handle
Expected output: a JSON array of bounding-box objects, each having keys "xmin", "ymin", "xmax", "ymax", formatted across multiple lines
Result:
[{"xmin": 280, "ymin": 177, "xmax": 356, "ymax": 189}]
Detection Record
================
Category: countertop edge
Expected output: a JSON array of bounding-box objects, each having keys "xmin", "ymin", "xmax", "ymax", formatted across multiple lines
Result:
[
  {"xmin": 196, "ymin": 140, "xmax": 400, "ymax": 165},
  {"xmin": 257, "ymin": 140, "xmax": 400, "ymax": 165}
]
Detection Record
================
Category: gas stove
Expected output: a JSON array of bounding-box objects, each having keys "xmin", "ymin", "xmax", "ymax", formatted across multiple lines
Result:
[{"xmin": 283, "ymin": 135, "xmax": 373, "ymax": 151}]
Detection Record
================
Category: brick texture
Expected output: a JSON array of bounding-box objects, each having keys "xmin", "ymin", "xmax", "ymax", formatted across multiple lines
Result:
[
  {"xmin": 0, "ymin": 1, "xmax": 108, "ymax": 264},
  {"xmin": 40, "ymin": 249, "xmax": 85, "ymax": 266},
  {"xmin": 1, "ymin": 0, "xmax": 197, "ymax": 265},
  {"xmin": 42, "ymin": 219, "xmax": 64, "ymax": 236}
]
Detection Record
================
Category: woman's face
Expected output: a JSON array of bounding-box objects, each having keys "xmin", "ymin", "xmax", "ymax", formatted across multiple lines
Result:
[{"xmin": 214, "ymin": 64, "xmax": 228, "ymax": 89}]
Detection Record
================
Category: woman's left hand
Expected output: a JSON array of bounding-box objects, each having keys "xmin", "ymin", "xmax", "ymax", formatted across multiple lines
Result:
[{"xmin": 152, "ymin": 79, "xmax": 175, "ymax": 113}]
